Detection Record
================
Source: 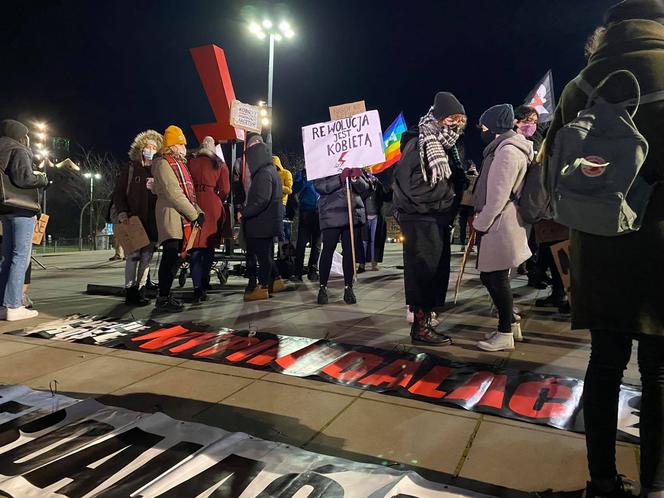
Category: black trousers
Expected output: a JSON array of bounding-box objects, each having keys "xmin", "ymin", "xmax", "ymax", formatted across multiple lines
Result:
[
  {"xmin": 539, "ymin": 242, "xmax": 565, "ymax": 298},
  {"xmin": 158, "ymin": 239, "xmax": 182, "ymax": 298},
  {"xmin": 400, "ymin": 219, "xmax": 451, "ymax": 311},
  {"xmin": 584, "ymin": 331, "xmax": 664, "ymax": 492},
  {"xmin": 246, "ymin": 237, "xmax": 276, "ymax": 288},
  {"xmin": 480, "ymin": 270, "xmax": 513, "ymax": 333},
  {"xmin": 319, "ymin": 227, "xmax": 354, "ymax": 287},
  {"xmin": 294, "ymin": 210, "xmax": 321, "ymax": 275}
]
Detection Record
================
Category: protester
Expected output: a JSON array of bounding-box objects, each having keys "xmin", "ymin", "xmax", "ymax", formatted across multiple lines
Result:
[
  {"xmin": 273, "ymin": 156, "xmax": 293, "ymax": 244},
  {"xmin": 360, "ymin": 172, "xmax": 389, "ymax": 271},
  {"xmin": 188, "ymin": 136, "xmax": 230, "ymax": 303},
  {"xmin": 240, "ymin": 133, "xmax": 284, "ymax": 301},
  {"xmin": 113, "ymin": 129, "xmax": 162, "ymax": 306},
  {"xmin": 392, "ymin": 91, "xmax": 467, "ymax": 345},
  {"xmin": 293, "ymin": 168, "xmax": 321, "ymax": 281},
  {"xmin": 0, "ymin": 120, "xmax": 48, "ymax": 320},
  {"xmin": 315, "ymin": 169, "xmax": 371, "ymax": 305},
  {"xmin": 473, "ymin": 104, "xmax": 533, "ymax": 352},
  {"xmin": 545, "ymin": 2, "xmax": 664, "ymax": 495},
  {"xmin": 152, "ymin": 125, "xmax": 203, "ymax": 312}
]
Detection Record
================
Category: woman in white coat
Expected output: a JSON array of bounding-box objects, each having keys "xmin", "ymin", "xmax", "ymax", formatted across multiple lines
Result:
[{"xmin": 473, "ymin": 104, "xmax": 533, "ymax": 352}]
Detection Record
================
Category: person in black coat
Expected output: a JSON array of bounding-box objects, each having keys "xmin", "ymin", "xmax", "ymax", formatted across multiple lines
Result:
[
  {"xmin": 314, "ymin": 168, "xmax": 371, "ymax": 305},
  {"xmin": 239, "ymin": 134, "xmax": 284, "ymax": 301}
]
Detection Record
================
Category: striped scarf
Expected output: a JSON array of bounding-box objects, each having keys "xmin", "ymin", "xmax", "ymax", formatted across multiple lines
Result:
[
  {"xmin": 165, "ymin": 155, "xmax": 197, "ymax": 207},
  {"xmin": 418, "ymin": 109, "xmax": 461, "ymax": 186}
]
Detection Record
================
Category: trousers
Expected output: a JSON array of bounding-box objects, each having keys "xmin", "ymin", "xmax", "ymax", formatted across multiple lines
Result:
[
  {"xmin": 319, "ymin": 227, "xmax": 354, "ymax": 287},
  {"xmin": 480, "ymin": 270, "xmax": 513, "ymax": 333},
  {"xmin": 158, "ymin": 239, "xmax": 181, "ymax": 297},
  {"xmin": 124, "ymin": 243, "xmax": 155, "ymax": 288}
]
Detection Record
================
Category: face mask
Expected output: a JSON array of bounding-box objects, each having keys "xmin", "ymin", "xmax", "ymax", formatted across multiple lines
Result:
[
  {"xmin": 518, "ymin": 123, "xmax": 537, "ymax": 138},
  {"xmin": 176, "ymin": 145, "xmax": 187, "ymax": 158},
  {"xmin": 142, "ymin": 148, "xmax": 155, "ymax": 160},
  {"xmin": 481, "ymin": 130, "xmax": 495, "ymax": 145}
]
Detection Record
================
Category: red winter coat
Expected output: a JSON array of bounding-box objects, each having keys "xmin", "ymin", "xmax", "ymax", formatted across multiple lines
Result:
[{"xmin": 188, "ymin": 150, "xmax": 230, "ymax": 249}]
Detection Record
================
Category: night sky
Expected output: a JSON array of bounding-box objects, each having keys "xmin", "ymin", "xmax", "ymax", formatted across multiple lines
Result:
[{"xmin": 2, "ymin": 0, "xmax": 614, "ymax": 163}]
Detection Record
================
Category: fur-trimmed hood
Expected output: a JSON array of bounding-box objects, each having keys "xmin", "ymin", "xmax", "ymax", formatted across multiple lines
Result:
[{"xmin": 129, "ymin": 130, "xmax": 163, "ymax": 162}]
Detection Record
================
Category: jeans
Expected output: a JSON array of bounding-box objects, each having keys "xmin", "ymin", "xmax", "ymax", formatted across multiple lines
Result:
[
  {"xmin": 0, "ymin": 215, "xmax": 35, "ymax": 309},
  {"xmin": 363, "ymin": 216, "xmax": 378, "ymax": 263},
  {"xmin": 158, "ymin": 239, "xmax": 181, "ymax": 298},
  {"xmin": 584, "ymin": 331, "xmax": 664, "ymax": 492},
  {"xmin": 190, "ymin": 248, "xmax": 214, "ymax": 290},
  {"xmin": 124, "ymin": 243, "xmax": 155, "ymax": 288},
  {"xmin": 246, "ymin": 237, "xmax": 277, "ymax": 288},
  {"xmin": 319, "ymin": 227, "xmax": 354, "ymax": 287},
  {"xmin": 294, "ymin": 210, "xmax": 321, "ymax": 276},
  {"xmin": 480, "ymin": 269, "xmax": 513, "ymax": 333}
]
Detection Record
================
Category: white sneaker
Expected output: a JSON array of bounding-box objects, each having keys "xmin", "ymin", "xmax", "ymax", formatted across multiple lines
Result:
[
  {"xmin": 6, "ymin": 306, "xmax": 38, "ymax": 321},
  {"xmin": 406, "ymin": 307, "xmax": 440, "ymax": 327},
  {"xmin": 477, "ymin": 332, "xmax": 515, "ymax": 352},
  {"xmin": 512, "ymin": 322, "xmax": 523, "ymax": 342}
]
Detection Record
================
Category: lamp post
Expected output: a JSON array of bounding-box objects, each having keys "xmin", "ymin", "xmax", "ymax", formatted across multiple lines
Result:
[
  {"xmin": 83, "ymin": 172, "xmax": 102, "ymax": 249},
  {"xmin": 32, "ymin": 122, "xmax": 50, "ymax": 250},
  {"xmin": 248, "ymin": 18, "xmax": 295, "ymax": 145}
]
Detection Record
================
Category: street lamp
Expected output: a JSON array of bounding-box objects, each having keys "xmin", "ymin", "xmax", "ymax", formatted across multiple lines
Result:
[
  {"xmin": 83, "ymin": 172, "xmax": 102, "ymax": 250},
  {"xmin": 248, "ymin": 17, "xmax": 296, "ymax": 145}
]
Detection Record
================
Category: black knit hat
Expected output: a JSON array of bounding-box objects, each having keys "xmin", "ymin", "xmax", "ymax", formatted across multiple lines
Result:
[
  {"xmin": 605, "ymin": 0, "xmax": 664, "ymax": 24},
  {"xmin": 0, "ymin": 119, "xmax": 29, "ymax": 142},
  {"xmin": 432, "ymin": 92, "xmax": 466, "ymax": 120},
  {"xmin": 479, "ymin": 104, "xmax": 515, "ymax": 135}
]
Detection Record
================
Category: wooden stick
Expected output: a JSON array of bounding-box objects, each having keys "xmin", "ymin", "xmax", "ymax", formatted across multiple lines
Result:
[
  {"xmin": 453, "ymin": 225, "xmax": 476, "ymax": 305},
  {"xmin": 346, "ymin": 176, "xmax": 357, "ymax": 281}
]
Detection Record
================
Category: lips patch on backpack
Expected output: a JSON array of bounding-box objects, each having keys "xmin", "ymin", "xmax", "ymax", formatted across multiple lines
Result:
[{"xmin": 579, "ymin": 155, "xmax": 609, "ymax": 178}]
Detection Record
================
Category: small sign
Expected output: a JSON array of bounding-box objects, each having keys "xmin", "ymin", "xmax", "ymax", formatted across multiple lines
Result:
[
  {"xmin": 230, "ymin": 100, "xmax": 262, "ymax": 134},
  {"xmin": 115, "ymin": 216, "xmax": 150, "ymax": 255},
  {"xmin": 32, "ymin": 214, "xmax": 49, "ymax": 245},
  {"xmin": 329, "ymin": 100, "xmax": 366, "ymax": 121},
  {"xmin": 551, "ymin": 239, "xmax": 571, "ymax": 299}
]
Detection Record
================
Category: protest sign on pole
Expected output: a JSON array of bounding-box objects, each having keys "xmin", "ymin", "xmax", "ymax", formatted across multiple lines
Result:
[
  {"xmin": 551, "ymin": 240, "xmax": 571, "ymax": 301},
  {"xmin": 302, "ymin": 110, "xmax": 385, "ymax": 181},
  {"xmin": 329, "ymin": 100, "xmax": 366, "ymax": 121},
  {"xmin": 230, "ymin": 99, "xmax": 262, "ymax": 134},
  {"xmin": 32, "ymin": 214, "xmax": 49, "ymax": 245}
]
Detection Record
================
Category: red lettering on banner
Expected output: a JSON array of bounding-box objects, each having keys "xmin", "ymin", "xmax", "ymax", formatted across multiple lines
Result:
[
  {"xmin": 357, "ymin": 359, "xmax": 422, "ymax": 389},
  {"xmin": 321, "ymin": 352, "xmax": 385, "ymax": 383},
  {"xmin": 131, "ymin": 326, "xmax": 191, "ymax": 350},
  {"xmin": 169, "ymin": 333, "xmax": 220, "ymax": 353},
  {"xmin": 477, "ymin": 374, "xmax": 507, "ymax": 409},
  {"xmin": 509, "ymin": 379, "xmax": 573, "ymax": 419},
  {"xmin": 444, "ymin": 372, "xmax": 494, "ymax": 403},
  {"xmin": 193, "ymin": 335, "xmax": 259, "ymax": 358},
  {"xmin": 226, "ymin": 339, "xmax": 279, "ymax": 363},
  {"xmin": 246, "ymin": 346, "xmax": 279, "ymax": 366},
  {"xmin": 407, "ymin": 366, "xmax": 452, "ymax": 399}
]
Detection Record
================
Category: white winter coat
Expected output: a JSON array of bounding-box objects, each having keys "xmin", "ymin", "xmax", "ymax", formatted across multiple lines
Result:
[{"xmin": 473, "ymin": 134, "xmax": 533, "ymax": 272}]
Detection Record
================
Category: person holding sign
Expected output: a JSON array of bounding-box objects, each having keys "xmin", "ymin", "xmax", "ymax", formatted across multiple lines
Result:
[
  {"xmin": 392, "ymin": 92, "xmax": 467, "ymax": 345},
  {"xmin": 315, "ymin": 168, "xmax": 372, "ymax": 305}
]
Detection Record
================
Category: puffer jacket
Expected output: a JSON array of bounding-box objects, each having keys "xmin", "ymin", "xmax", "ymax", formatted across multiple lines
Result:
[
  {"xmin": 273, "ymin": 156, "xmax": 292, "ymax": 206},
  {"xmin": 315, "ymin": 173, "xmax": 372, "ymax": 231},
  {"xmin": 243, "ymin": 142, "xmax": 283, "ymax": 238}
]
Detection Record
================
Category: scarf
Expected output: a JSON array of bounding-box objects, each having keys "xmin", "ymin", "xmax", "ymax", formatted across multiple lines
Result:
[
  {"xmin": 418, "ymin": 109, "xmax": 460, "ymax": 186},
  {"xmin": 165, "ymin": 155, "xmax": 197, "ymax": 207}
]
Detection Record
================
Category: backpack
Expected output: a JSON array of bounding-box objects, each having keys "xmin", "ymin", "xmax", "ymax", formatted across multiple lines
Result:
[
  {"xmin": 548, "ymin": 70, "xmax": 663, "ymax": 236},
  {"xmin": 516, "ymin": 161, "xmax": 549, "ymax": 225}
]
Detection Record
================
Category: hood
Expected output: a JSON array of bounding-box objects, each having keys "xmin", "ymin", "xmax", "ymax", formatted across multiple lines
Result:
[
  {"xmin": 128, "ymin": 130, "xmax": 163, "ymax": 162},
  {"xmin": 497, "ymin": 133, "xmax": 535, "ymax": 162},
  {"xmin": 272, "ymin": 155, "xmax": 285, "ymax": 171},
  {"xmin": 0, "ymin": 136, "xmax": 31, "ymax": 171},
  {"xmin": 400, "ymin": 127, "xmax": 419, "ymax": 152},
  {"xmin": 195, "ymin": 147, "xmax": 223, "ymax": 163},
  {"xmin": 246, "ymin": 142, "xmax": 272, "ymax": 176},
  {"xmin": 483, "ymin": 130, "xmax": 517, "ymax": 158}
]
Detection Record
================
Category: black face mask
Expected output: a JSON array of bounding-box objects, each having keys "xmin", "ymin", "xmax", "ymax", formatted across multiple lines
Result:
[{"xmin": 481, "ymin": 130, "xmax": 495, "ymax": 145}]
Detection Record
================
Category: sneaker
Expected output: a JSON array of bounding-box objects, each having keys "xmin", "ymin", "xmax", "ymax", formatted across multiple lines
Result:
[
  {"xmin": 244, "ymin": 286, "xmax": 269, "ymax": 302},
  {"xmin": 512, "ymin": 322, "xmax": 523, "ymax": 342},
  {"xmin": 6, "ymin": 306, "xmax": 39, "ymax": 321},
  {"xmin": 317, "ymin": 286, "xmax": 329, "ymax": 305},
  {"xmin": 371, "ymin": 262, "xmax": 379, "ymax": 271},
  {"xmin": 410, "ymin": 309, "xmax": 452, "ymax": 346},
  {"xmin": 343, "ymin": 286, "xmax": 357, "ymax": 304},
  {"xmin": 155, "ymin": 295, "xmax": 184, "ymax": 313},
  {"xmin": 536, "ymin": 294, "xmax": 566, "ymax": 308},
  {"xmin": 108, "ymin": 255, "xmax": 122, "ymax": 261},
  {"xmin": 407, "ymin": 307, "xmax": 440, "ymax": 327},
  {"xmin": 584, "ymin": 476, "xmax": 636, "ymax": 498},
  {"xmin": 477, "ymin": 332, "xmax": 515, "ymax": 352},
  {"xmin": 357, "ymin": 264, "xmax": 366, "ymax": 274},
  {"xmin": 307, "ymin": 269, "xmax": 319, "ymax": 282}
]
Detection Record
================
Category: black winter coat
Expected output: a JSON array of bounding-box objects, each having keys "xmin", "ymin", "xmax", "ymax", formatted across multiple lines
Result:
[
  {"xmin": 315, "ymin": 174, "xmax": 372, "ymax": 231},
  {"xmin": 0, "ymin": 137, "xmax": 48, "ymax": 214},
  {"xmin": 242, "ymin": 143, "xmax": 283, "ymax": 238},
  {"xmin": 112, "ymin": 161, "xmax": 158, "ymax": 242}
]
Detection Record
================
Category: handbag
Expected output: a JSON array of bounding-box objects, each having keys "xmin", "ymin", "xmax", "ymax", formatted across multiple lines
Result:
[{"xmin": 0, "ymin": 169, "xmax": 40, "ymax": 214}]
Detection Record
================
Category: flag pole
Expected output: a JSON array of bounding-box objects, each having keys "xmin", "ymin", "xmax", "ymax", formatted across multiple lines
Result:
[{"xmin": 346, "ymin": 176, "xmax": 357, "ymax": 281}]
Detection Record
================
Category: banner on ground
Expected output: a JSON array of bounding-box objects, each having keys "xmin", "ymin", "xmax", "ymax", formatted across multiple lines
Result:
[
  {"xmin": 0, "ymin": 384, "xmax": 482, "ymax": 497},
  {"xmin": 371, "ymin": 112, "xmax": 408, "ymax": 174},
  {"xmin": 302, "ymin": 110, "xmax": 385, "ymax": 181},
  {"xmin": 7, "ymin": 315, "xmax": 641, "ymax": 443},
  {"xmin": 525, "ymin": 70, "xmax": 556, "ymax": 123}
]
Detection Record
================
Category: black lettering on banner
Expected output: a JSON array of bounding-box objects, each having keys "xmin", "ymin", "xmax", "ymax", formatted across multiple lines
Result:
[
  {"xmin": 256, "ymin": 472, "xmax": 344, "ymax": 498},
  {"xmin": 0, "ymin": 401, "xmax": 31, "ymax": 415},
  {"xmin": 158, "ymin": 453, "xmax": 265, "ymax": 497},
  {"xmin": 0, "ymin": 409, "xmax": 68, "ymax": 448},
  {"xmin": 24, "ymin": 427, "xmax": 163, "ymax": 496},
  {"xmin": 0, "ymin": 420, "xmax": 114, "ymax": 476}
]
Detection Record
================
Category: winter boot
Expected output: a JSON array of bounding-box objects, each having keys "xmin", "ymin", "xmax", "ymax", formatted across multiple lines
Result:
[
  {"xmin": 244, "ymin": 286, "xmax": 269, "ymax": 302},
  {"xmin": 357, "ymin": 264, "xmax": 366, "ymax": 274},
  {"xmin": 584, "ymin": 476, "xmax": 636, "ymax": 498},
  {"xmin": 410, "ymin": 310, "xmax": 452, "ymax": 346},
  {"xmin": 407, "ymin": 307, "xmax": 441, "ymax": 327},
  {"xmin": 317, "ymin": 286, "xmax": 329, "ymax": 305},
  {"xmin": 307, "ymin": 268, "xmax": 319, "ymax": 282},
  {"xmin": 155, "ymin": 295, "xmax": 184, "ymax": 313},
  {"xmin": 477, "ymin": 332, "xmax": 514, "ymax": 352},
  {"xmin": 536, "ymin": 294, "xmax": 566, "ymax": 308},
  {"xmin": 193, "ymin": 288, "xmax": 208, "ymax": 304},
  {"xmin": 6, "ymin": 306, "xmax": 38, "ymax": 321},
  {"xmin": 126, "ymin": 286, "xmax": 150, "ymax": 307},
  {"xmin": 270, "ymin": 278, "xmax": 286, "ymax": 294},
  {"xmin": 343, "ymin": 286, "xmax": 357, "ymax": 304},
  {"xmin": 135, "ymin": 286, "xmax": 150, "ymax": 306}
]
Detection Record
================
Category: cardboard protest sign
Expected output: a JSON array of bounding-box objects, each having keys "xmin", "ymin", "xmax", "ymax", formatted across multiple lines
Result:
[
  {"xmin": 551, "ymin": 240, "xmax": 571, "ymax": 296},
  {"xmin": 32, "ymin": 214, "xmax": 49, "ymax": 245},
  {"xmin": 230, "ymin": 99, "xmax": 262, "ymax": 133},
  {"xmin": 115, "ymin": 216, "xmax": 149, "ymax": 254},
  {"xmin": 329, "ymin": 100, "xmax": 366, "ymax": 121},
  {"xmin": 302, "ymin": 110, "xmax": 385, "ymax": 181}
]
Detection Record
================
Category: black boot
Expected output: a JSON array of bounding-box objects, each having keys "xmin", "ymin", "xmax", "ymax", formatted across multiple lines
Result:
[
  {"xmin": 307, "ymin": 268, "xmax": 319, "ymax": 282},
  {"xmin": 410, "ymin": 309, "xmax": 452, "ymax": 346},
  {"xmin": 536, "ymin": 294, "xmax": 566, "ymax": 308},
  {"xmin": 527, "ymin": 277, "xmax": 548, "ymax": 290},
  {"xmin": 193, "ymin": 288, "xmax": 208, "ymax": 304},
  {"xmin": 135, "ymin": 286, "xmax": 150, "ymax": 306},
  {"xmin": 155, "ymin": 295, "xmax": 184, "ymax": 313},
  {"xmin": 343, "ymin": 286, "xmax": 357, "ymax": 304},
  {"xmin": 317, "ymin": 286, "xmax": 328, "ymax": 305},
  {"xmin": 584, "ymin": 476, "xmax": 636, "ymax": 498}
]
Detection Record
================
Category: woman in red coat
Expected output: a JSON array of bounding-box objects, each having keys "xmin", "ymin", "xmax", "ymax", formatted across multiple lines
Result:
[{"xmin": 188, "ymin": 136, "xmax": 230, "ymax": 302}]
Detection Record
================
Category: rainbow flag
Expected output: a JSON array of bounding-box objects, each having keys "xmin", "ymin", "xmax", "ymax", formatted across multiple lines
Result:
[{"xmin": 370, "ymin": 113, "xmax": 407, "ymax": 174}]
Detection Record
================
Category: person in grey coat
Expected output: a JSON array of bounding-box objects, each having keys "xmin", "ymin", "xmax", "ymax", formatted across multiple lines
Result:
[{"xmin": 473, "ymin": 104, "xmax": 533, "ymax": 352}]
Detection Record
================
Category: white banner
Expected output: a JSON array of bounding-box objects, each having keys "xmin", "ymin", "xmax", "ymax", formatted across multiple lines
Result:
[{"xmin": 302, "ymin": 110, "xmax": 385, "ymax": 181}]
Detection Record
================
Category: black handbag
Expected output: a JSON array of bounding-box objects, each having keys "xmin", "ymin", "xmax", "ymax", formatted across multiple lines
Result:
[{"xmin": 0, "ymin": 171, "xmax": 40, "ymax": 213}]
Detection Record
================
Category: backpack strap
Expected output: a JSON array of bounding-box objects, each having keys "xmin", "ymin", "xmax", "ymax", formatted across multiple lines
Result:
[
  {"xmin": 588, "ymin": 70, "xmax": 641, "ymax": 118},
  {"xmin": 575, "ymin": 71, "xmax": 664, "ymax": 115}
]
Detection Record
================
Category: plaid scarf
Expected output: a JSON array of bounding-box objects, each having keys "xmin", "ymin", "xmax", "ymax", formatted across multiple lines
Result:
[
  {"xmin": 418, "ymin": 109, "xmax": 460, "ymax": 186},
  {"xmin": 165, "ymin": 155, "xmax": 197, "ymax": 207}
]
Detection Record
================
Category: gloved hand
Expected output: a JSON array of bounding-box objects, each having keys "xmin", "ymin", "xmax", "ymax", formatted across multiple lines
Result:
[
  {"xmin": 192, "ymin": 212, "xmax": 205, "ymax": 228},
  {"xmin": 118, "ymin": 212, "xmax": 129, "ymax": 224},
  {"xmin": 340, "ymin": 168, "xmax": 363, "ymax": 181}
]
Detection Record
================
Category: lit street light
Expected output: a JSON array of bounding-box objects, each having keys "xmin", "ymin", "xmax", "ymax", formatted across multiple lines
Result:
[{"xmin": 248, "ymin": 17, "xmax": 296, "ymax": 145}]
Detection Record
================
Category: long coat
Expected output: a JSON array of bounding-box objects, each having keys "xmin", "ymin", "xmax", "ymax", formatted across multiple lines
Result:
[
  {"xmin": 242, "ymin": 142, "xmax": 283, "ymax": 239},
  {"xmin": 544, "ymin": 19, "xmax": 664, "ymax": 336},
  {"xmin": 112, "ymin": 161, "xmax": 158, "ymax": 242},
  {"xmin": 188, "ymin": 150, "xmax": 230, "ymax": 249},
  {"xmin": 473, "ymin": 134, "xmax": 533, "ymax": 272}
]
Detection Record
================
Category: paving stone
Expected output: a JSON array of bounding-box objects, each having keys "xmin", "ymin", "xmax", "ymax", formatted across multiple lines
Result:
[{"xmin": 0, "ymin": 346, "xmax": 97, "ymax": 384}]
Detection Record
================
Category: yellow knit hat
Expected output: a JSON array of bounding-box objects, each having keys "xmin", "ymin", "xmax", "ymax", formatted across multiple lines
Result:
[{"xmin": 163, "ymin": 125, "xmax": 187, "ymax": 148}]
